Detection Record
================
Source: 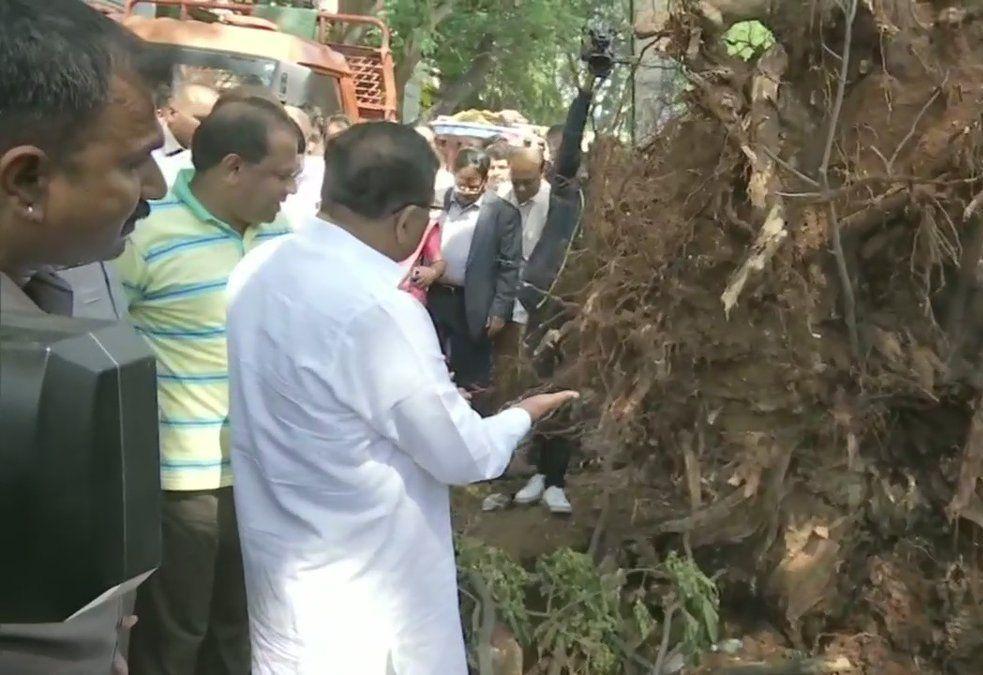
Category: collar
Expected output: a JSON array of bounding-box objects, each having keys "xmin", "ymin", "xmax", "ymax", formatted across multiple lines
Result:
[
  {"xmin": 299, "ymin": 214, "xmax": 406, "ymax": 288},
  {"xmin": 451, "ymin": 191, "xmax": 485, "ymax": 212},
  {"xmin": 160, "ymin": 120, "xmax": 185, "ymax": 157},
  {"xmin": 0, "ymin": 269, "xmax": 72, "ymax": 316},
  {"xmin": 502, "ymin": 180, "xmax": 551, "ymax": 208},
  {"xmin": 0, "ymin": 271, "xmax": 40, "ymax": 314},
  {"xmin": 171, "ymin": 169, "xmax": 241, "ymax": 236}
]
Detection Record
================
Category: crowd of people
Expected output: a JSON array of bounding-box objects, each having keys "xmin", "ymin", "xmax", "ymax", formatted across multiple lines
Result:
[{"xmin": 0, "ymin": 1, "xmax": 608, "ymax": 673}]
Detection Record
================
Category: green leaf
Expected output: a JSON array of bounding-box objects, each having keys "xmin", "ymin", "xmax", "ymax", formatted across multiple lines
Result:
[{"xmin": 633, "ymin": 599, "xmax": 656, "ymax": 640}]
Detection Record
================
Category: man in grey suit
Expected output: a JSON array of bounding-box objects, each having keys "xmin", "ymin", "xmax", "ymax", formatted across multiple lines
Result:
[
  {"xmin": 0, "ymin": 1, "xmax": 167, "ymax": 672},
  {"xmin": 429, "ymin": 148, "xmax": 522, "ymax": 402}
]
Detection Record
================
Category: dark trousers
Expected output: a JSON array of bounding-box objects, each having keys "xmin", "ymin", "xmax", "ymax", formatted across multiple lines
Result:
[
  {"xmin": 129, "ymin": 487, "xmax": 249, "ymax": 675},
  {"xmin": 429, "ymin": 285, "xmax": 493, "ymax": 392},
  {"xmin": 532, "ymin": 435, "xmax": 575, "ymax": 488}
]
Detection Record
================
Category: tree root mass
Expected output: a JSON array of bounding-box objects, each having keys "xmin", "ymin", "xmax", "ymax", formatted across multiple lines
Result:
[{"xmin": 515, "ymin": 1, "xmax": 983, "ymax": 671}]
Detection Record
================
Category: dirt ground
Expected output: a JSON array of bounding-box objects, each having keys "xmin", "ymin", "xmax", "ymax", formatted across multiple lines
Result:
[
  {"xmin": 454, "ymin": 464, "xmax": 952, "ymax": 673},
  {"xmin": 453, "ymin": 461, "xmax": 648, "ymax": 563}
]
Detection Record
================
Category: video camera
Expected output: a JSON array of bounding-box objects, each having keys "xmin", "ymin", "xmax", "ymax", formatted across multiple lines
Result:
[{"xmin": 581, "ymin": 26, "xmax": 616, "ymax": 79}]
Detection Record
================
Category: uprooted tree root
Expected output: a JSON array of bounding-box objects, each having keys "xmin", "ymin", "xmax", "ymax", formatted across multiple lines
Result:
[{"xmin": 511, "ymin": 1, "xmax": 983, "ymax": 672}]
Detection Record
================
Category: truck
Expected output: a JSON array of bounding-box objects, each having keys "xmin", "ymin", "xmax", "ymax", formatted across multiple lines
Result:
[{"xmin": 90, "ymin": 0, "xmax": 397, "ymax": 123}]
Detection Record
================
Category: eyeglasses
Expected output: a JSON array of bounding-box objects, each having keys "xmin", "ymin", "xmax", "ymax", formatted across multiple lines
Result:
[{"xmin": 455, "ymin": 181, "xmax": 486, "ymax": 195}]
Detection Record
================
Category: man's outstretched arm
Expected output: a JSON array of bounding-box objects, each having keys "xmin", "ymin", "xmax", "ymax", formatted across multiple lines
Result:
[{"xmin": 331, "ymin": 301, "xmax": 575, "ymax": 486}]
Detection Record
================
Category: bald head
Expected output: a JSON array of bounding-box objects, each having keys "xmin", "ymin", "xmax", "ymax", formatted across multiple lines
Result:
[
  {"xmin": 163, "ymin": 83, "xmax": 219, "ymax": 148},
  {"xmin": 509, "ymin": 146, "xmax": 545, "ymax": 204},
  {"xmin": 172, "ymin": 83, "xmax": 218, "ymax": 119},
  {"xmin": 509, "ymin": 146, "xmax": 544, "ymax": 174},
  {"xmin": 285, "ymin": 105, "xmax": 314, "ymax": 153}
]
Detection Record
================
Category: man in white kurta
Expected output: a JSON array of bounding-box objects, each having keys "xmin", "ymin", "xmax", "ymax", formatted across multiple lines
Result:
[{"xmin": 226, "ymin": 122, "xmax": 575, "ymax": 674}]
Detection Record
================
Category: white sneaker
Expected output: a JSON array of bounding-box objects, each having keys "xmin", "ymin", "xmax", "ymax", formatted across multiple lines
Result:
[
  {"xmin": 542, "ymin": 486, "xmax": 572, "ymax": 514},
  {"xmin": 514, "ymin": 474, "xmax": 545, "ymax": 504}
]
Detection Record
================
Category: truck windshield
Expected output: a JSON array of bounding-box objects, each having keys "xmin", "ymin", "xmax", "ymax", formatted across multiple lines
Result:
[
  {"xmin": 155, "ymin": 45, "xmax": 342, "ymax": 118},
  {"xmin": 162, "ymin": 46, "xmax": 278, "ymax": 91}
]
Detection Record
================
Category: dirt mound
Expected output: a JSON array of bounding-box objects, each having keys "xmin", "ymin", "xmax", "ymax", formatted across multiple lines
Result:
[{"xmin": 522, "ymin": 1, "xmax": 983, "ymax": 670}]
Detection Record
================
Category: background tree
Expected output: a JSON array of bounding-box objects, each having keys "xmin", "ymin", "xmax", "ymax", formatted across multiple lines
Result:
[
  {"xmin": 384, "ymin": 0, "xmax": 632, "ymax": 125},
  {"xmin": 253, "ymin": 0, "xmax": 636, "ymax": 127}
]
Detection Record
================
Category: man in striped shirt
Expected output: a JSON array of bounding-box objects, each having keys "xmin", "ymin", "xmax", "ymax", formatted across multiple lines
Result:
[{"xmin": 115, "ymin": 97, "xmax": 302, "ymax": 674}]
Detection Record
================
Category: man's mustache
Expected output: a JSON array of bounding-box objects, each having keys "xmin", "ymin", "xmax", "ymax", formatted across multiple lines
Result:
[{"xmin": 129, "ymin": 200, "xmax": 151, "ymax": 224}]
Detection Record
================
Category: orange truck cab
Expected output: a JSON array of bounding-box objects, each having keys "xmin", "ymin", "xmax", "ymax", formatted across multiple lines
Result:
[{"xmin": 93, "ymin": 0, "xmax": 397, "ymax": 123}]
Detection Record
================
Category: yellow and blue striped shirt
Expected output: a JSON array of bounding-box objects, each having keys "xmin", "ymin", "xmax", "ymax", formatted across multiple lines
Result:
[{"xmin": 115, "ymin": 169, "xmax": 291, "ymax": 490}]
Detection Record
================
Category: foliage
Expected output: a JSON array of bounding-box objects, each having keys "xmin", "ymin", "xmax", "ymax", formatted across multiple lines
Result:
[
  {"xmin": 659, "ymin": 551, "xmax": 720, "ymax": 661},
  {"xmin": 454, "ymin": 538, "xmax": 725, "ymax": 670},
  {"xmin": 723, "ymin": 20, "xmax": 776, "ymax": 61},
  {"xmin": 456, "ymin": 537, "xmax": 533, "ymax": 646},
  {"xmin": 254, "ymin": 0, "xmax": 636, "ymax": 128},
  {"xmin": 384, "ymin": 0, "xmax": 632, "ymax": 124},
  {"xmin": 533, "ymin": 548, "xmax": 627, "ymax": 673},
  {"xmin": 632, "ymin": 596, "xmax": 657, "ymax": 642}
]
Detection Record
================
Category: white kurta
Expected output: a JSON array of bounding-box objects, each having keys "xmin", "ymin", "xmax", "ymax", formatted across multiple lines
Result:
[{"xmin": 226, "ymin": 216, "xmax": 532, "ymax": 674}]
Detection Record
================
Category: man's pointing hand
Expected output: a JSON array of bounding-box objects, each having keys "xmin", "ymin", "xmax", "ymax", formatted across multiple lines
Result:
[{"xmin": 517, "ymin": 391, "xmax": 580, "ymax": 422}]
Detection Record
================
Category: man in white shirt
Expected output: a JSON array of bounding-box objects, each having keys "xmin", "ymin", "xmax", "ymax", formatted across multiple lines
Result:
[
  {"xmin": 415, "ymin": 124, "xmax": 454, "ymax": 206},
  {"xmin": 498, "ymin": 146, "xmax": 552, "ymax": 325},
  {"xmin": 226, "ymin": 122, "xmax": 577, "ymax": 674},
  {"xmin": 151, "ymin": 83, "xmax": 217, "ymax": 186},
  {"xmin": 282, "ymin": 105, "xmax": 326, "ymax": 226}
]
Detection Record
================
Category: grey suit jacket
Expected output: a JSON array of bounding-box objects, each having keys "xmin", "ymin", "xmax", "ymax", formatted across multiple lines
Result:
[
  {"xmin": 443, "ymin": 192, "xmax": 523, "ymax": 339},
  {"xmin": 0, "ymin": 270, "xmax": 138, "ymax": 675}
]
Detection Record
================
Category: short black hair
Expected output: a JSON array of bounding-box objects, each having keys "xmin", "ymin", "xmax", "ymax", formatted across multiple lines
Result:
[
  {"xmin": 322, "ymin": 122, "xmax": 438, "ymax": 219},
  {"xmin": 0, "ymin": 0, "xmax": 166, "ymax": 160},
  {"xmin": 213, "ymin": 85, "xmax": 282, "ymax": 109},
  {"xmin": 191, "ymin": 98, "xmax": 304, "ymax": 172},
  {"xmin": 454, "ymin": 148, "xmax": 491, "ymax": 179},
  {"xmin": 212, "ymin": 87, "xmax": 305, "ymax": 154}
]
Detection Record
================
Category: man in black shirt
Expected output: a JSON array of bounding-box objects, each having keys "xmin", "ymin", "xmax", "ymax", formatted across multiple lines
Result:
[{"xmin": 511, "ymin": 48, "xmax": 613, "ymax": 515}]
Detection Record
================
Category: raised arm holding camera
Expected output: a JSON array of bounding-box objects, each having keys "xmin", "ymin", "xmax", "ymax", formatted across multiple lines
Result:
[{"xmin": 506, "ymin": 28, "xmax": 615, "ymax": 514}]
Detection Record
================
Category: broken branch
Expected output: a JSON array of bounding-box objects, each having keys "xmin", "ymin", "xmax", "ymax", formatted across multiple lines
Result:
[{"xmin": 819, "ymin": 0, "xmax": 862, "ymax": 362}]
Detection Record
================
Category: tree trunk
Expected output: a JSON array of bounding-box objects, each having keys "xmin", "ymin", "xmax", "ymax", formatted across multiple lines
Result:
[
  {"xmin": 425, "ymin": 0, "xmax": 516, "ymax": 118},
  {"xmin": 427, "ymin": 39, "xmax": 496, "ymax": 118}
]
